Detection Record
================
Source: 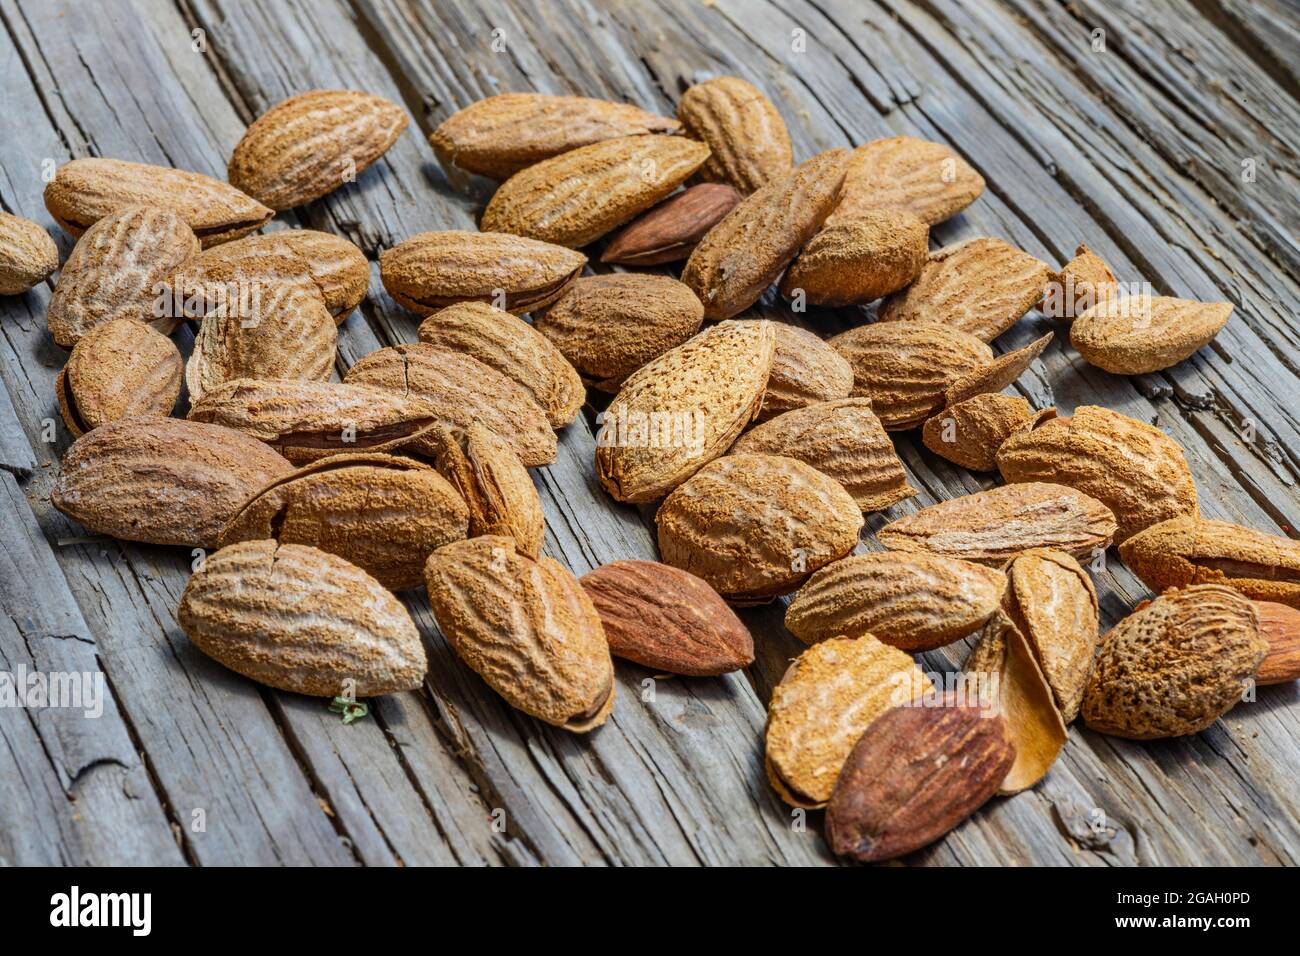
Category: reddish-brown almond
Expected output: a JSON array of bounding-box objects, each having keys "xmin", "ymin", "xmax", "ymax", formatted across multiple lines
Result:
[
  {"xmin": 56, "ymin": 318, "xmax": 181, "ymax": 437},
  {"xmin": 758, "ymin": 323, "xmax": 855, "ymax": 422},
  {"xmin": 0, "ymin": 211, "xmax": 58, "ymax": 294},
  {"xmin": 600, "ymin": 183, "xmax": 741, "ymax": 265},
  {"xmin": 834, "ymin": 136, "xmax": 985, "ymax": 226},
  {"xmin": 1253, "ymin": 601, "xmax": 1300, "ymax": 685},
  {"xmin": 779, "ymin": 209, "xmax": 929, "ymax": 307},
  {"xmin": 676, "ymin": 76, "xmax": 793, "ymax": 194},
  {"xmin": 922, "ymin": 393, "xmax": 1034, "ymax": 472},
  {"xmin": 1040, "ymin": 243, "xmax": 1118, "ymax": 320},
  {"xmin": 944, "ymin": 332, "xmax": 1053, "ymax": 408},
  {"xmin": 1071, "ymin": 294, "xmax": 1233, "ymax": 374}
]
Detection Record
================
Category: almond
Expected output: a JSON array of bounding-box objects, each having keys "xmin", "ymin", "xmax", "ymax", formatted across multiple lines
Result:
[
  {"xmin": 56, "ymin": 318, "xmax": 181, "ymax": 437},
  {"xmin": 730, "ymin": 398, "xmax": 916, "ymax": 512},
  {"xmin": 0, "ymin": 211, "xmax": 58, "ymax": 294},
  {"xmin": 480, "ymin": 135, "xmax": 709, "ymax": 247},
  {"xmin": 943, "ymin": 331, "xmax": 1053, "ymax": 407},
  {"xmin": 922, "ymin": 393, "xmax": 1034, "ymax": 472},
  {"xmin": 1070, "ymin": 294, "xmax": 1233, "ymax": 374},
  {"xmin": 47, "ymin": 205, "xmax": 200, "ymax": 347},
  {"xmin": 228, "ymin": 90, "xmax": 408, "ymax": 211},
  {"xmin": 878, "ymin": 482, "xmax": 1118, "ymax": 564},
  {"xmin": 429, "ymin": 92, "xmax": 681, "ymax": 181},
  {"xmin": 779, "ymin": 209, "xmax": 929, "ymax": 306},
  {"xmin": 1119, "ymin": 516, "xmax": 1300, "ymax": 608},
  {"xmin": 344, "ymin": 343, "xmax": 556, "ymax": 466},
  {"xmin": 682, "ymin": 149, "xmax": 850, "ymax": 320},
  {"xmin": 765, "ymin": 635, "xmax": 933, "ymax": 808},
  {"xmin": 834, "ymin": 136, "xmax": 985, "ymax": 225},
  {"xmin": 417, "ymin": 301, "xmax": 584, "ymax": 427},
  {"xmin": 676, "ymin": 76, "xmax": 793, "ymax": 194},
  {"xmin": 656, "ymin": 453, "xmax": 863, "ymax": 603},
  {"xmin": 379, "ymin": 230, "xmax": 586, "ymax": 316},
  {"xmin": 825, "ymin": 695, "xmax": 1015, "ymax": 862},
  {"xmin": 43, "ymin": 158, "xmax": 272, "ymax": 247},
  {"xmin": 424, "ymin": 536, "xmax": 615, "ymax": 732},
  {"xmin": 533, "ymin": 273, "xmax": 704, "ymax": 393},
  {"xmin": 600, "ymin": 183, "xmax": 740, "ymax": 265},
  {"xmin": 179, "ymin": 540, "xmax": 425, "ymax": 696},
  {"xmin": 580, "ymin": 560, "xmax": 754, "ymax": 675},
  {"xmin": 996, "ymin": 405, "xmax": 1198, "ymax": 542},
  {"xmin": 51, "ymin": 417, "xmax": 292, "ymax": 548},
  {"xmin": 1253, "ymin": 601, "xmax": 1300, "ymax": 685},
  {"xmin": 1040, "ymin": 243, "xmax": 1117, "ymax": 320},
  {"xmin": 785, "ymin": 552, "xmax": 1007, "ymax": 651},
  {"xmin": 758, "ymin": 323, "xmax": 854, "ymax": 422},
  {"xmin": 596, "ymin": 319, "xmax": 774, "ymax": 502},
  {"xmin": 878, "ymin": 237, "xmax": 1053, "ymax": 342},
  {"xmin": 1082, "ymin": 584, "xmax": 1266, "ymax": 739}
]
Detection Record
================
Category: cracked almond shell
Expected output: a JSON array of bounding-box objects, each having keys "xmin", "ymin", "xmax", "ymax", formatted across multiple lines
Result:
[
  {"xmin": 758, "ymin": 323, "xmax": 854, "ymax": 421},
  {"xmin": 779, "ymin": 209, "xmax": 929, "ymax": 307},
  {"xmin": 1040, "ymin": 243, "xmax": 1117, "ymax": 320},
  {"xmin": 425, "ymin": 536, "xmax": 615, "ymax": 732},
  {"xmin": 835, "ymin": 136, "xmax": 985, "ymax": 226},
  {"xmin": 676, "ymin": 76, "xmax": 793, "ymax": 194},
  {"xmin": 1070, "ymin": 294, "xmax": 1232, "ymax": 374},
  {"xmin": 179, "ymin": 539, "xmax": 426, "ymax": 696},
  {"xmin": 0, "ymin": 211, "xmax": 58, "ymax": 294},
  {"xmin": 922, "ymin": 393, "xmax": 1034, "ymax": 472},
  {"xmin": 944, "ymin": 332, "xmax": 1052, "ymax": 408},
  {"xmin": 56, "ymin": 318, "xmax": 181, "ymax": 437}
]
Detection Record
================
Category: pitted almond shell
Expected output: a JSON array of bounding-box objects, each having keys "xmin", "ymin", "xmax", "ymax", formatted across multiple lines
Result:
[
  {"xmin": 1040, "ymin": 243, "xmax": 1117, "ymax": 320},
  {"xmin": 656, "ymin": 453, "xmax": 863, "ymax": 603},
  {"xmin": 785, "ymin": 551, "xmax": 1006, "ymax": 651},
  {"xmin": 57, "ymin": 318, "xmax": 181, "ymax": 437},
  {"xmin": 51, "ymin": 417, "xmax": 292, "ymax": 548},
  {"xmin": 944, "ymin": 332, "xmax": 1053, "ymax": 408},
  {"xmin": 179, "ymin": 540, "xmax": 425, "ymax": 696},
  {"xmin": 219, "ymin": 453, "xmax": 468, "ymax": 591},
  {"xmin": 834, "ymin": 136, "xmax": 985, "ymax": 226},
  {"xmin": 758, "ymin": 323, "xmax": 854, "ymax": 422},
  {"xmin": 187, "ymin": 378, "xmax": 438, "ymax": 465},
  {"xmin": 424, "ymin": 536, "xmax": 615, "ymax": 732},
  {"xmin": 0, "ymin": 211, "xmax": 59, "ymax": 294},
  {"xmin": 418, "ymin": 301, "xmax": 584, "ymax": 427},
  {"xmin": 1071, "ymin": 294, "xmax": 1232, "ymax": 375},
  {"xmin": 765, "ymin": 634, "xmax": 933, "ymax": 808},
  {"xmin": 43, "ymin": 158, "xmax": 272, "ymax": 247},
  {"xmin": 600, "ymin": 183, "xmax": 741, "ymax": 266},
  {"xmin": 730, "ymin": 398, "xmax": 915, "ymax": 512},
  {"xmin": 922, "ymin": 393, "xmax": 1033, "ymax": 472},
  {"xmin": 779, "ymin": 209, "xmax": 929, "ymax": 307},
  {"xmin": 379, "ymin": 229, "xmax": 586, "ymax": 315},
  {"xmin": 677, "ymin": 76, "xmax": 793, "ymax": 194}
]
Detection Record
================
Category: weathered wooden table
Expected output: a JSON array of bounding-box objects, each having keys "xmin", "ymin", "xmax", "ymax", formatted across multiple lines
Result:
[{"xmin": 2, "ymin": 0, "xmax": 1299, "ymax": 866}]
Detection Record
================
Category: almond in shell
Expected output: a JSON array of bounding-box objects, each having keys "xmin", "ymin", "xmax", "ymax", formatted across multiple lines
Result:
[
  {"xmin": 1070, "ymin": 294, "xmax": 1232, "ymax": 374},
  {"xmin": 600, "ymin": 183, "xmax": 740, "ymax": 265},
  {"xmin": 677, "ymin": 76, "xmax": 793, "ymax": 194},
  {"xmin": 779, "ymin": 209, "xmax": 929, "ymax": 307},
  {"xmin": 758, "ymin": 323, "xmax": 854, "ymax": 422},
  {"xmin": 922, "ymin": 393, "xmax": 1034, "ymax": 472},
  {"xmin": 56, "ymin": 318, "xmax": 181, "ymax": 437},
  {"xmin": 0, "ymin": 212, "xmax": 58, "ymax": 294},
  {"xmin": 834, "ymin": 136, "xmax": 985, "ymax": 225}
]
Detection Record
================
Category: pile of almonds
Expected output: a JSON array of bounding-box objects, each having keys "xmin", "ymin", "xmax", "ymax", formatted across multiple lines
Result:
[{"xmin": 2, "ymin": 78, "xmax": 1296, "ymax": 865}]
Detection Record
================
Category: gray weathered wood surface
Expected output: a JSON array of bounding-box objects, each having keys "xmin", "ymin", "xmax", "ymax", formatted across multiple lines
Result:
[{"xmin": 1, "ymin": 0, "xmax": 1297, "ymax": 866}]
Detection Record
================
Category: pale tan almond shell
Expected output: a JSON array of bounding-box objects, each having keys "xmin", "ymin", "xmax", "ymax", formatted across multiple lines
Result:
[
  {"xmin": 779, "ymin": 209, "xmax": 929, "ymax": 307},
  {"xmin": 344, "ymin": 343, "xmax": 556, "ymax": 466},
  {"xmin": 43, "ymin": 158, "xmax": 272, "ymax": 247},
  {"xmin": 0, "ymin": 211, "xmax": 59, "ymax": 294},
  {"xmin": 1082, "ymin": 584, "xmax": 1265, "ymax": 739},
  {"xmin": 219, "ymin": 453, "xmax": 467, "ymax": 591},
  {"xmin": 963, "ymin": 613, "xmax": 1067, "ymax": 794},
  {"xmin": 878, "ymin": 237, "xmax": 1053, "ymax": 342},
  {"xmin": 922, "ymin": 393, "xmax": 1034, "ymax": 472},
  {"xmin": 1119, "ymin": 516, "xmax": 1300, "ymax": 609},
  {"xmin": 424, "ymin": 536, "xmax": 615, "ymax": 732},
  {"xmin": 677, "ymin": 76, "xmax": 794, "ymax": 194},
  {"xmin": 878, "ymin": 482, "xmax": 1118, "ymax": 564},
  {"xmin": 996, "ymin": 405, "xmax": 1198, "ymax": 542},
  {"xmin": 47, "ymin": 205, "xmax": 200, "ymax": 347},
  {"xmin": 1040, "ymin": 243, "xmax": 1118, "ymax": 320},
  {"xmin": 1070, "ymin": 295, "xmax": 1233, "ymax": 375},
  {"xmin": 758, "ymin": 323, "xmax": 855, "ymax": 421},
  {"xmin": 834, "ymin": 136, "xmax": 985, "ymax": 226},
  {"xmin": 944, "ymin": 332, "xmax": 1053, "ymax": 407},
  {"xmin": 57, "ymin": 318, "xmax": 181, "ymax": 436},
  {"xmin": 172, "ymin": 229, "xmax": 369, "ymax": 321},
  {"xmin": 596, "ymin": 319, "xmax": 775, "ymax": 503},
  {"xmin": 228, "ymin": 90, "xmax": 408, "ymax": 211},
  {"xmin": 731, "ymin": 398, "xmax": 916, "ymax": 512},
  {"xmin": 829, "ymin": 321, "xmax": 993, "ymax": 430},
  {"xmin": 480, "ymin": 135, "xmax": 710, "ymax": 248},
  {"xmin": 51, "ymin": 417, "xmax": 292, "ymax": 548},
  {"xmin": 417, "ymin": 301, "xmax": 584, "ymax": 427},
  {"xmin": 533, "ymin": 273, "xmax": 704, "ymax": 392},
  {"xmin": 185, "ymin": 282, "xmax": 338, "ymax": 404},
  {"xmin": 428, "ymin": 424, "xmax": 545, "ymax": 558},
  {"xmin": 1004, "ymin": 549, "xmax": 1099, "ymax": 723},
  {"xmin": 179, "ymin": 539, "xmax": 425, "ymax": 696},
  {"xmin": 785, "ymin": 551, "xmax": 1007, "ymax": 651},
  {"xmin": 656, "ymin": 453, "xmax": 863, "ymax": 603},
  {"xmin": 765, "ymin": 635, "xmax": 933, "ymax": 808},
  {"xmin": 430, "ymin": 92, "xmax": 681, "ymax": 181},
  {"xmin": 378, "ymin": 230, "xmax": 586, "ymax": 315},
  {"xmin": 682, "ymin": 149, "xmax": 849, "ymax": 320},
  {"xmin": 187, "ymin": 378, "xmax": 438, "ymax": 465}
]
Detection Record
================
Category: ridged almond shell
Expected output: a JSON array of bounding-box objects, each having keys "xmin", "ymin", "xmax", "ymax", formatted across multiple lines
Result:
[
  {"xmin": 731, "ymin": 398, "xmax": 915, "ymax": 512},
  {"xmin": 424, "ymin": 536, "xmax": 615, "ymax": 732},
  {"xmin": 944, "ymin": 331, "xmax": 1053, "ymax": 407},
  {"xmin": 996, "ymin": 405, "xmax": 1198, "ymax": 542},
  {"xmin": 834, "ymin": 136, "xmax": 985, "ymax": 226},
  {"xmin": 1070, "ymin": 294, "xmax": 1233, "ymax": 374},
  {"xmin": 179, "ymin": 540, "xmax": 425, "ymax": 696},
  {"xmin": 600, "ymin": 183, "xmax": 741, "ymax": 265},
  {"xmin": 0, "ymin": 211, "xmax": 58, "ymax": 294},
  {"xmin": 56, "ymin": 318, "xmax": 181, "ymax": 437},
  {"xmin": 758, "ymin": 323, "xmax": 854, "ymax": 421},
  {"xmin": 418, "ymin": 301, "xmax": 584, "ymax": 427},
  {"xmin": 779, "ymin": 209, "xmax": 929, "ymax": 307},
  {"xmin": 43, "ymin": 158, "xmax": 272, "ymax": 247},
  {"xmin": 677, "ymin": 76, "xmax": 793, "ymax": 194},
  {"xmin": 922, "ymin": 393, "xmax": 1034, "ymax": 472},
  {"xmin": 219, "ymin": 453, "xmax": 467, "ymax": 590},
  {"xmin": 51, "ymin": 417, "xmax": 292, "ymax": 548},
  {"xmin": 1040, "ymin": 243, "xmax": 1117, "ymax": 320},
  {"xmin": 596, "ymin": 319, "xmax": 775, "ymax": 502},
  {"xmin": 480, "ymin": 135, "xmax": 709, "ymax": 248},
  {"xmin": 656, "ymin": 453, "xmax": 863, "ymax": 603},
  {"xmin": 379, "ymin": 229, "xmax": 585, "ymax": 316}
]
